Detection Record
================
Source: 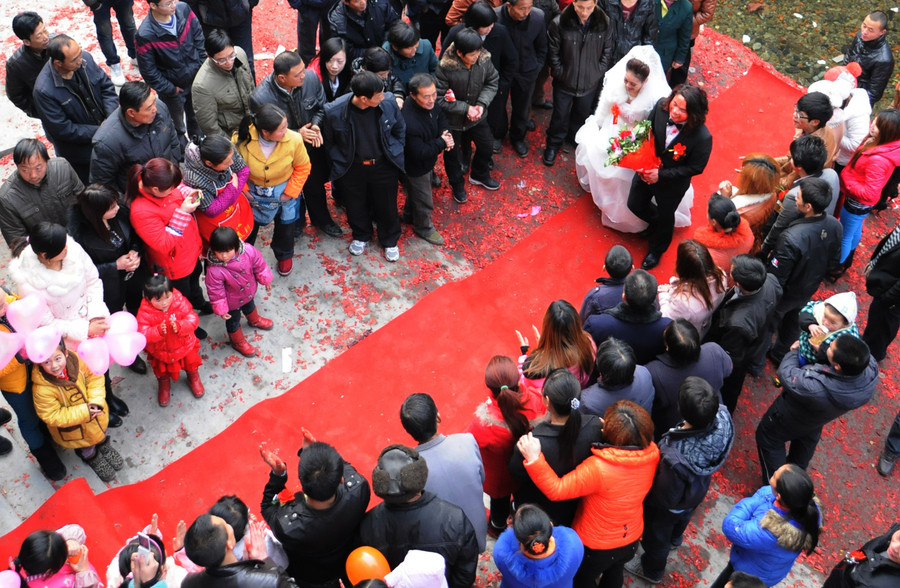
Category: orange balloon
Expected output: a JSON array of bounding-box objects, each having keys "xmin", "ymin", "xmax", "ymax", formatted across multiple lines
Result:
[{"xmin": 346, "ymin": 546, "xmax": 391, "ymax": 584}]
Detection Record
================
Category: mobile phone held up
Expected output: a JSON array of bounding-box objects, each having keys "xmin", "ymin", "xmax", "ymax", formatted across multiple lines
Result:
[{"xmin": 137, "ymin": 532, "xmax": 153, "ymax": 563}]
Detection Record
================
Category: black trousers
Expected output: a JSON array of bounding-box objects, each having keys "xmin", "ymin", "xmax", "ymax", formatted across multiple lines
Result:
[
  {"xmin": 863, "ymin": 296, "xmax": 900, "ymax": 361},
  {"xmin": 627, "ymin": 175, "xmax": 689, "ymax": 257},
  {"xmin": 487, "ymin": 83, "xmax": 512, "ymax": 140},
  {"xmin": 444, "ymin": 119, "xmax": 494, "ymax": 187},
  {"xmin": 508, "ymin": 73, "xmax": 538, "ymax": 142},
  {"xmin": 546, "ymin": 85, "xmax": 599, "ymax": 148},
  {"xmin": 169, "ymin": 259, "xmax": 207, "ymax": 309},
  {"xmin": 295, "ymin": 4, "xmax": 329, "ymax": 64},
  {"xmin": 246, "ymin": 214, "xmax": 295, "ymax": 262},
  {"xmin": 640, "ymin": 504, "xmax": 694, "ymax": 578},
  {"xmin": 299, "ymin": 145, "xmax": 337, "ymax": 229},
  {"xmin": 748, "ymin": 301, "xmax": 801, "ymax": 372},
  {"xmin": 336, "ymin": 160, "xmax": 400, "ymax": 247},
  {"xmin": 720, "ymin": 364, "xmax": 749, "ymax": 414},
  {"xmin": 417, "ymin": 6, "xmax": 450, "ymax": 48},
  {"xmin": 667, "ymin": 39, "xmax": 694, "ymax": 87},
  {"xmin": 574, "ymin": 540, "xmax": 639, "ymax": 588},
  {"xmin": 884, "ymin": 408, "xmax": 900, "ymax": 456},
  {"xmin": 756, "ymin": 400, "xmax": 823, "ymax": 484}
]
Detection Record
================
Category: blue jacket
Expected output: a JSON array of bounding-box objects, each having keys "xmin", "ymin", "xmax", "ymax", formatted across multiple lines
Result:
[
  {"xmin": 32, "ymin": 52, "xmax": 118, "ymax": 165},
  {"xmin": 322, "ymin": 93, "xmax": 405, "ymax": 180},
  {"xmin": 724, "ymin": 485, "xmax": 819, "ymax": 586},
  {"xmin": 493, "ymin": 525, "xmax": 584, "ymax": 588},
  {"xmin": 580, "ymin": 364, "xmax": 655, "ymax": 417},
  {"xmin": 135, "ymin": 2, "xmax": 206, "ymax": 97}
]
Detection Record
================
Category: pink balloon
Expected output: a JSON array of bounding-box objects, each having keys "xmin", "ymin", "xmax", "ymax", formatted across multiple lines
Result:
[
  {"xmin": 77, "ymin": 338, "xmax": 110, "ymax": 374},
  {"xmin": 25, "ymin": 326, "xmax": 62, "ymax": 364},
  {"xmin": 0, "ymin": 331, "xmax": 25, "ymax": 368},
  {"xmin": 107, "ymin": 332, "xmax": 147, "ymax": 366},
  {"xmin": 7, "ymin": 295, "xmax": 47, "ymax": 334},
  {"xmin": 107, "ymin": 311, "xmax": 138, "ymax": 335}
]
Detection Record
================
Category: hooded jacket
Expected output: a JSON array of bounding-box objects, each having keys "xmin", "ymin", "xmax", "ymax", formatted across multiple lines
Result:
[
  {"xmin": 135, "ymin": 2, "xmax": 206, "ymax": 96},
  {"xmin": 435, "ymin": 44, "xmax": 499, "ymax": 132},
  {"xmin": 772, "ymin": 350, "xmax": 878, "ymax": 438},
  {"xmin": 548, "ymin": 4, "xmax": 614, "ymax": 97},
  {"xmin": 524, "ymin": 442, "xmax": 660, "ymax": 550},
  {"xmin": 0, "ymin": 158, "xmax": 83, "ymax": 245},
  {"xmin": 723, "ymin": 485, "xmax": 821, "ymax": 586},
  {"xmin": 443, "ymin": 22, "xmax": 518, "ymax": 92},
  {"xmin": 205, "ymin": 242, "xmax": 273, "ymax": 315},
  {"xmin": 824, "ymin": 522, "xmax": 900, "ymax": 588},
  {"xmin": 191, "ymin": 46, "xmax": 255, "ymax": 138},
  {"xmin": 645, "ymin": 404, "xmax": 733, "ymax": 510},
  {"xmin": 840, "ymin": 141, "xmax": 900, "ymax": 209},
  {"xmin": 137, "ymin": 288, "xmax": 200, "ymax": 364},
  {"xmin": 845, "ymin": 32, "xmax": 895, "ymax": 105},
  {"xmin": 90, "ymin": 101, "xmax": 183, "ymax": 193},
  {"xmin": 492, "ymin": 525, "xmax": 584, "ymax": 588}
]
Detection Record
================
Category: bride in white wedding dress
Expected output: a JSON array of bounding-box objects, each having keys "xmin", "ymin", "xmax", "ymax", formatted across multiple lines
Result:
[{"xmin": 575, "ymin": 45, "xmax": 694, "ymax": 233}]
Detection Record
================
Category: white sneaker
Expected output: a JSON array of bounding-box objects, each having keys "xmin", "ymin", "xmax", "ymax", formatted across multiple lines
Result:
[
  {"xmin": 384, "ymin": 246, "xmax": 400, "ymax": 262},
  {"xmin": 349, "ymin": 240, "xmax": 367, "ymax": 256},
  {"xmin": 110, "ymin": 63, "xmax": 125, "ymax": 86}
]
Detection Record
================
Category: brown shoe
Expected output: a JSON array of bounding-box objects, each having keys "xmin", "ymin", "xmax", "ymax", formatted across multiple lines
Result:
[
  {"xmin": 157, "ymin": 377, "xmax": 171, "ymax": 407},
  {"xmin": 187, "ymin": 369, "xmax": 205, "ymax": 398}
]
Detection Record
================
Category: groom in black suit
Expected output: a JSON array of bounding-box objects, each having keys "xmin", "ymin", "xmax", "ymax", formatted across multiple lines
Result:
[{"xmin": 627, "ymin": 85, "xmax": 713, "ymax": 270}]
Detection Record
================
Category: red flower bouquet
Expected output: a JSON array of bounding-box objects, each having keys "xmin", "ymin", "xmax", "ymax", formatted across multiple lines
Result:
[{"xmin": 606, "ymin": 120, "xmax": 661, "ymax": 171}]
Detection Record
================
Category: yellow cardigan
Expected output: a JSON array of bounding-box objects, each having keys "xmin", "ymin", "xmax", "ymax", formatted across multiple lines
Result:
[
  {"xmin": 233, "ymin": 126, "xmax": 312, "ymax": 199},
  {"xmin": 32, "ymin": 352, "xmax": 108, "ymax": 449}
]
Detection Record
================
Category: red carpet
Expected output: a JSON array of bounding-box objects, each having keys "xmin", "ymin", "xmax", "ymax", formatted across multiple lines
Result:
[{"xmin": 0, "ymin": 66, "xmax": 805, "ymax": 565}]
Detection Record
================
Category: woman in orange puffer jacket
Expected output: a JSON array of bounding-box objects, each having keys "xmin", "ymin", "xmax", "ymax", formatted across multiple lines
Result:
[{"xmin": 517, "ymin": 400, "xmax": 659, "ymax": 588}]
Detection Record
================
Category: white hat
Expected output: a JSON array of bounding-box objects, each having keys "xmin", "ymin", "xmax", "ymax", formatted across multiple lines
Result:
[{"xmin": 814, "ymin": 291, "xmax": 858, "ymax": 327}]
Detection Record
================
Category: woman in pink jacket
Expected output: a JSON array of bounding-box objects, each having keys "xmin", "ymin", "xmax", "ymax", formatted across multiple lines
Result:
[
  {"xmin": 839, "ymin": 108, "xmax": 900, "ymax": 268},
  {"xmin": 205, "ymin": 227, "xmax": 273, "ymax": 357}
]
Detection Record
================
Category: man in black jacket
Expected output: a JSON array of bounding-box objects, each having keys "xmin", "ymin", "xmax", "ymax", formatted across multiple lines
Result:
[
  {"xmin": 863, "ymin": 224, "xmax": 900, "ymax": 362},
  {"xmin": 251, "ymin": 51, "xmax": 342, "ymax": 238},
  {"xmin": 755, "ymin": 335, "xmax": 878, "ymax": 483},
  {"xmin": 327, "ymin": 0, "xmax": 400, "ymax": 61},
  {"xmin": 543, "ymin": 0, "xmax": 612, "ymax": 166},
  {"xmin": 358, "ymin": 445, "xmax": 479, "ymax": 588},
  {"xmin": 496, "ymin": 0, "xmax": 547, "ymax": 158},
  {"xmin": 705, "ymin": 255, "xmax": 782, "ymax": 414},
  {"xmin": 844, "ymin": 11, "xmax": 895, "ymax": 106},
  {"xmin": 33, "ymin": 35, "xmax": 118, "ymax": 184},
  {"xmin": 90, "ymin": 81, "xmax": 183, "ymax": 193},
  {"xmin": 183, "ymin": 513, "xmax": 298, "ymax": 588},
  {"xmin": 402, "ymin": 73, "xmax": 454, "ymax": 245},
  {"xmin": 626, "ymin": 377, "xmax": 733, "ymax": 584},
  {"xmin": 259, "ymin": 434, "xmax": 370, "ymax": 588},
  {"xmin": 136, "ymin": 0, "xmax": 206, "ymax": 141},
  {"xmin": 6, "ymin": 12, "xmax": 50, "ymax": 118}
]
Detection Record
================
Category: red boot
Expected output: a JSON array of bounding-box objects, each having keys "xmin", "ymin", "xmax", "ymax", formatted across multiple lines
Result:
[
  {"xmin": 246, "ymin": 308, "xmax": 273, "ymax": 330},
  {"xmin": 157, "ymin": 377, "xmax": 171, "ymax": 407},
  {"xmin": 229, "ymin": 328, "xmax": 257, "ymax": 357},
  {"xmin": 187, "ymin": 369, "xmax": 204, "ymax": 398}
]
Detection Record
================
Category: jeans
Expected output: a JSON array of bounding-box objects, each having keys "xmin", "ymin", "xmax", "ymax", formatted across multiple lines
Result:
[
  {"xmin": 91, "ymin": 0, "xmax": 137, "ymax": 64},
  {"xmin": 839, "ymin": 206, "xmax": 867, "ymax": 262},
  {"xmin": 224, "ymin": 299, "xmax": 256, "ymax": 333},
  {"xmin": 574, "ymin": 540, "xmax": 639, "ymax": 588},
  {"xmin": 3, "ymin": 387, "xmax": 48, "ymax": 451}
]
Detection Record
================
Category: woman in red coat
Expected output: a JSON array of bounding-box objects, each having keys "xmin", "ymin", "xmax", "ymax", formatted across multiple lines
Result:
[
  {"xmin": 126, "ymin": 158, "xmax": 210, "ymax": 338},
  {"xmin": 518, "ymin": 400, "xmax": 660, "ymax": 588},
  {"xmin": 466, "ymin": 355, "xmax": 546, "ymax": 536}
]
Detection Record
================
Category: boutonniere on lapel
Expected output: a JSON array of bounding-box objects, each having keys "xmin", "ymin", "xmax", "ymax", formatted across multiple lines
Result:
[
  {"xmin": 611, "ymin": 103, "xmax": 621, "ymax": 124},
  {"xmin": 669, "ymin": 143, "xmax": 686, "ymax": 161}
]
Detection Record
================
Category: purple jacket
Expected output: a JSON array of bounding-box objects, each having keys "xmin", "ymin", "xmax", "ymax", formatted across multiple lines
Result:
[{"xmin": 205, "ymin": 243, "xmax": 273, "ymax": 315}]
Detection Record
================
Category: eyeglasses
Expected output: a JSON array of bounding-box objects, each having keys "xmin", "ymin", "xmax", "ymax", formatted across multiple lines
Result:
[
  {"xmin": 793, "ymin": 109, "xmax": 809, "ymax": 121},
  {"xmin": 212, "ymin": 52, "xmax": 237, "ymax": 65}
]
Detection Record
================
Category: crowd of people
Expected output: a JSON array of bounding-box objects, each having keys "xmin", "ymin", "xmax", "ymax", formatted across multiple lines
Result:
[{"xmin": 3, "ymin": 0, "xmax": 900, "ymax": 586}]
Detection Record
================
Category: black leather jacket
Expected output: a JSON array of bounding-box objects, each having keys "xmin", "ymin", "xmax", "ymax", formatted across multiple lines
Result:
[
  {"xmin": 600, "ymin": 0, "xmax": 658, "ymax": 62},
  {"xmin": 845, "ymin": 32, "xmax": 895, "ymax": 105},
  {"xmin": 251, "ymin": 71, "xmax": 327, "ymax": 131}
]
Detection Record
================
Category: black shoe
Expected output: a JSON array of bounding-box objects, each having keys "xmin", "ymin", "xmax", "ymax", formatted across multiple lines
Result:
[
  {"xmin": 318, "ymin": 223, "xmax": 343, "ymax": 237},
  {"xmin": 641, "ymin": 252, "xmax": 660, "ymax": 270},
  {"xmin": 533, "ymin": 100, "xmax": 553, "ymax": 110},
  {"xmin": 492, "ymin": 139, "xmax": 502, "ymax": 154},
  {"xmin": 195, "ymin": 326, "xmax": 208, "ymax": 340},
  {"xmin": 0, "ymin": 407, "xmax": 11, "ymax": 426},
  {"xmin": 452, "ymin": 186, "xmax": 468, "ymax": 203},
  {"xmin": 430, "ymin": 172, "xmax": 441, "ymax": 188},
  {"xmin": 127, "ymin": 355, "xmax": 147, "ymax": 374},
  {"xmin": 0, "ymin": 436, "xmax": 11, "ymax": 456},
  {"xmin": 512, "ymin": 140, "xmax": 528, "ymax": 158},
  {"xmin": 196, "ymin": 301, "xmax": 213, "ymax": 315},
  {"xmin": 542, "ymin": 147, "xmax": 558, "ymax": 166},
  {"xmin": 33, "ymin": 443, "xmax": 67, "ymax": 481},
  {"xmin": 526, "ymin": 120, "xmax": 536, "ymax": 132},
  {"xmin": 107, "ymin": 412, "xmax": 123, "ymax": 428},
  {"xmin": 469, "ymin": 175, "xmax": 500, "ymax": 190},
  {"xmin": 107, "ymin": 392, "xmax": 129, "ymax": 417},
  {"xmin": 877, "ymin": 450, "xmax": 897, "ymax": 476}
]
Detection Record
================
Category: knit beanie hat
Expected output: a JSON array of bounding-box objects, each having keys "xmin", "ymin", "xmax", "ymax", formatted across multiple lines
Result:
[
  {"xmin": 372, "ymin": 444, "xmax": 429, "ymax": 504},
  {"xmin": 814, "ymin": 291, "xmax": 857, "ymax": 327}
]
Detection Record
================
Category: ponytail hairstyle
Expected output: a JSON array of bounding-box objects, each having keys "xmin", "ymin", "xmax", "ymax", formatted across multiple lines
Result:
[
  {"xmin": 237, "ymin": 103, "xmax": 287, "ymax": 146},
  {"xmin": 10, "ymin": 221, "xmax": 67, "ymax": 260},
  {"xmin": 524, "ymin": 300, "xmax": 594, "ymax": 380},
  {"xmin": 14, "ymin": 530, "xmax": 67, "ymax": 578},
  {"xmin": 198, "ymin": 134, "xmax": 236, "ymax": 168},
  {"xmin": 484, "ymin": 355, "xmax": 529, "ymax": 440},
  {"xmin": 773, "ymin": 464, "xmax": 821, "ymax": 554},
  {"xmin": 124, "ymin": 158, "xmax": 183, "ymax": 206},
  {"xmin": 512, "ymin": 504, "xmax": 553, "ymax": 557},
  {"xmin": 541, "ymin": 368, "xmax": 583, "ymax": 469},
  {"xmin": 76, "ymin": 183, "xmax": 119, "ymax": 244}
]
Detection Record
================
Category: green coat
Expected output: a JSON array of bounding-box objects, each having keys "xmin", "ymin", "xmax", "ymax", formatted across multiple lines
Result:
[
  {"xmin": 191, "ymin": 45, "xmax": 256, "ymax": 137},
  {"xmin": 654, "ymin": 0, "xmax": 693, "ymax": 72}
]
